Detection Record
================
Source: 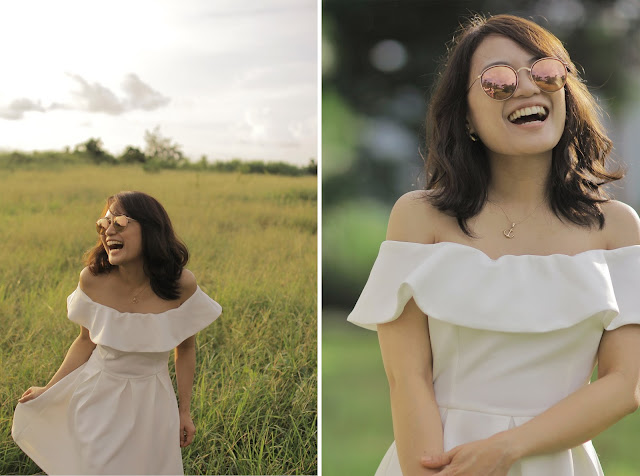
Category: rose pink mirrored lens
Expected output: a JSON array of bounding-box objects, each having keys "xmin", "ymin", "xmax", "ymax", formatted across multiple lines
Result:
[
  {"xmin": 531, "ymin": 58, "xmax": 566, "ymax": 92},
  {"xmin": 481, "ymin": 66, "xmax": 517, "ymax": 100}
]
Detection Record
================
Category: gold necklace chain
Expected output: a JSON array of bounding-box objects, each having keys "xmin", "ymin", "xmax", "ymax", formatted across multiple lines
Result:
[
  {"xmin": 487, "ymin": 199, "xmax": 546, "ymax": 239},
  {"xmin": 131, "ymin": 282, "xmax": 150, "ymax": 304}
]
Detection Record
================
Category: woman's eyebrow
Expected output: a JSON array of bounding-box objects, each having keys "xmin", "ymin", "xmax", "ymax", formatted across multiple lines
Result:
[{"xmin": 481, "ymin": 56, "xmax": 540, "ymax": 69}]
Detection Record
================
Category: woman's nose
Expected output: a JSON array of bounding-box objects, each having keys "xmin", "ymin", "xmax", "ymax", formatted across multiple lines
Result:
[{"xmin": 514, "ymin": 67, "xmax": 541, "ymax": 97}]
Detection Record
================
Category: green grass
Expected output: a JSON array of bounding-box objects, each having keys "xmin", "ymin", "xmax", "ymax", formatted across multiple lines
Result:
[
  {"xmin": 0, "ymin": 166, "xmax": 317, "ymax": 475},
  {"xmin": 323, "ymin": 313, "xmax": 640, "ymax": 476}
]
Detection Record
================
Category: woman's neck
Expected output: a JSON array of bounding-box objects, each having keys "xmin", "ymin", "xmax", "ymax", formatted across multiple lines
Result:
[
  {"xmin": 486, "ymin": 151, "xmax": 552, "ymax": 207},
  {"xmin": 114, "ymin": 262, "xmax": 148, "ymax": 288}
]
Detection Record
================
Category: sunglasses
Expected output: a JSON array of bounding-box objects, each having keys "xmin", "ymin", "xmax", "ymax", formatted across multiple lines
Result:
[
  {"xmin": 96, "ymin": 215, "xmax": 137, "ymax": 235},
  {"xmin": 468, "ymin": 57, "xmax": 569, "ymax": 101}
]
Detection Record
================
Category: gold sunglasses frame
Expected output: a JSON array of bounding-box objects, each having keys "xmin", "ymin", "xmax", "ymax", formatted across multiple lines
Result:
[{"xmin": 467, "ymin": 57, "xmax": 570, "ymax": 101}]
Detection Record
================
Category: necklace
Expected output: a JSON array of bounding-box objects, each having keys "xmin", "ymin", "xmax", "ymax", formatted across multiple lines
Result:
[
  {"xmin": 487, "ymin": 199, "xmax": 545, "ymax": 239},
  {"xmin": 131, "ymin": 282, "xmax": 150, "ymax": 304}
]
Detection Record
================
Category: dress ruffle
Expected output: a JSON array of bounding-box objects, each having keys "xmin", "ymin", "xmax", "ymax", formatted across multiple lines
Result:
[
  {"xmin": 348, "ymin": 241, "xmax": 640, "ymax": 332},
  {"xmin": 67, "ymin": 286, "xmax": 222, "ymax": 352}
]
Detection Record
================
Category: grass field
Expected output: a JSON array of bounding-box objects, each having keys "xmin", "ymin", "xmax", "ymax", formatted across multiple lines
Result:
[
  {"xmin": 0, "ymin": 165, "xmax": 317, "ymax": 475},
  {"xmin": 323, "ymin": 313, "xmax": 640, "ymax": 476}
]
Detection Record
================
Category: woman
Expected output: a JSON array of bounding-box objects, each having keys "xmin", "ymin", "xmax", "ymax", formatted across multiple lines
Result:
[
  {"xmin": 348, "ymin": 14, "xmax": 640, "ymax": 476},
  {"xmin": 12, "ymin": 191, "xmax": 222, "ymax": 475}
]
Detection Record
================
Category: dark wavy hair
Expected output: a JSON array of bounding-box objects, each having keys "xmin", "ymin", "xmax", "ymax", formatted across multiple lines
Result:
[
  {"xmin": 84, "ymin": 191, "xmax": 189, "ymax": 300},
  {"xmin": 424, "ymin": 13, "xmax": 623, "ymax": 236}
]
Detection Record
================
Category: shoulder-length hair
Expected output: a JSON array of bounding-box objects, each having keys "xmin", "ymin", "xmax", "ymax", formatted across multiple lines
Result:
[
  {"xmin": 425, "ymin": 13, "xmax": 622, "ymax": 236},
  {"xmin": 84, "ymin": 191, "xmax": 189, "ymax": 300}
]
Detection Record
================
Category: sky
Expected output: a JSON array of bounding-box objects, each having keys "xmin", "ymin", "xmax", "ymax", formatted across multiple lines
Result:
[{"xmin": 0, "ymin": 0, "xmax": 317, "ymax": 165}]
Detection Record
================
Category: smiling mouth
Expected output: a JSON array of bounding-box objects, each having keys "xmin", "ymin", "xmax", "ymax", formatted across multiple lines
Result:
[
  {"xmin": 106, "ymin": 240, "xmax": 124, "ymax": 251},
  {"xmin": 508, "ymin": 106, "xmax": 549, "ymax": 125}
]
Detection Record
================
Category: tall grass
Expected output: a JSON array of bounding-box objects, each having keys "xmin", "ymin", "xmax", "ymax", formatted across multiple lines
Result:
[{"xmin": 0, "ymin": 166, "xmax": 317, "ymax": 475}]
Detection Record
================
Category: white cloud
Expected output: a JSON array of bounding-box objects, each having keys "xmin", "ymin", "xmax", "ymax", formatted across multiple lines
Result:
[
  {"xmin": 0, "ymin": 98, "xmax": 45, "ymax": 120},
  {"xmin": 121, "ymin": 74, "xmax": 171, "ymax": 111},
  {"xmin": 67, "ymin": 74, "xmax": 125, "ymax": 115},
  {"xmin": 1, "ymin": 74, "xmax": 171, "ymax": 118}
]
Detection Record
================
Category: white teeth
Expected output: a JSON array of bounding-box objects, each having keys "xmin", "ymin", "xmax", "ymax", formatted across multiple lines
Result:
[
  {"xmin": 508, "ymin": 105, "xmax": 548, "ymax": 122},
  {"xmin": 106, "ymin": 241, "xmax": 123, "ymax": 246}
]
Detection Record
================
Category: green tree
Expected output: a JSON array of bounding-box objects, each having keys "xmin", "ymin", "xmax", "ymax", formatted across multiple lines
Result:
[
  {"xmin": 143, "ymin": 126, "xmax": 185, "ymax": 167},
  {"xmin": 120, "ymin": 146, "xmax": 147, "ymax": 164},
  {"xmin": 75, "ymin": 138, "xmax": 115, "ymax": 164}
]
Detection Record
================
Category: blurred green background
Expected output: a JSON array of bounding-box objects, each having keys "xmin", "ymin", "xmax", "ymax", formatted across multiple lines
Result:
[{"xmin": 322, "ymin": 1, "xmax": 640, "ymax": 475}]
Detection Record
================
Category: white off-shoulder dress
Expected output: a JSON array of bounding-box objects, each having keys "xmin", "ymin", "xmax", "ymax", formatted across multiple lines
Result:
[
  {"xmin": 12, "ymin": 285, "xmax": 222, "ymax": 475},
  {"xmin": 348, "ymin": 240, "xmax": 640, "ymax": 476}
]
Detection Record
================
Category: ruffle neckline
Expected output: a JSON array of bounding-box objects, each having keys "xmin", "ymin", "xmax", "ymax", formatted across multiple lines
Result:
[
  {"xmin": 74, "ymin": 286, "xmax": 201, "ymax": 317},
  {"xmin": 389, "ymin": 240, "xmax": 640, "ymax": 261},
  {"xmin": 348, "ymin": 241, "xmax": 640, "ymax": 333},
  {"xmin": 67, "ymin": 285, "xmax": 222, "ymax": 352}
]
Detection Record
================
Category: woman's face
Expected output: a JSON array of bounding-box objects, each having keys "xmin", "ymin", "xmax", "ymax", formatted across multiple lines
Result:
[
  {"xmin": 466, "ymin": 35, "xmax": 566, "ymax": 159},
  {"xmin": 100, "ymin": 203, "xmax": 144, "ymax": 267}
]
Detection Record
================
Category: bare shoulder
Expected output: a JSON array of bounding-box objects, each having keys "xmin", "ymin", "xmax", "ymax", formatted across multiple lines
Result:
[
  {"xmin": 78, "ymin": 266, "xmax": 102, "ymax": 292},
  {"xmin": 601, "ymin": 200, "xmax": 640, "ymax": 249},
  {"xmin": 387, "ymin": 190, "xmax": 444, "ymax": 244},
  {"xmin": 178, "ymin": 269, "xmax": 198, "ymax": 303}
]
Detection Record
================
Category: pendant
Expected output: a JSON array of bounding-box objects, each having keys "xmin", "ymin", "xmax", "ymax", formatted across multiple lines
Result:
[
  {"xmin": 503, "ymin": 223, "xmax": 516, "ymax": 239},
  {"xmin": 132, "ymin": 296, "xmax": 139, "ymax": 304}
]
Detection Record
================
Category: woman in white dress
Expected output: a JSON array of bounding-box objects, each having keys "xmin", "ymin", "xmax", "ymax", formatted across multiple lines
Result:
[
  {"xmin": 348, "ymin": 14, "xmax": 640, "ymax": 476},
  {"xmin": 12, "ymin": 190, "xmax": 222, "ymax": 475}
]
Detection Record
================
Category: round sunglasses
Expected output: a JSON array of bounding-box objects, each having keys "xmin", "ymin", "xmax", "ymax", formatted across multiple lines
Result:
[
  {"xmin": 468, "ymin": 57, "xmax": 569, "ymax": 101},
  {"xmin": 96, "ymin": 215, "xmax": 137, "ymax": 235}
]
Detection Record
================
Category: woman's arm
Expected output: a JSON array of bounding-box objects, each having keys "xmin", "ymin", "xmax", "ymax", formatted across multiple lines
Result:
[
  {"xmin": 175, "ymin": 335, "xmax": 197, "ymax": 447},
  {"xmin": 422, "ymin": 325, "xmax": 640, "ymax": 475},
  {"xmin": 19, "ymin": 326, "xmax": 96, "ymax": 403},
  {"xmin": 174, "ymin": 269, "xmax": 199, "ymax": 446},
  {"xmin": 503, "ymin": 324, "xmax": 640, "ymax": 459},
  {"xmin": 378, "ymin": 192, "xmax": 445, "ymax": 476},
  {"xmin": 45, "ymin": 326, "xmax": 97, "ymax": 390},
  {"xmin": 378, "ymin": 299, "xmax": 444, "ymax": 476},
  {"xmin": 175, "ymin": 335, "xmax": 196, "ymax": 416}
]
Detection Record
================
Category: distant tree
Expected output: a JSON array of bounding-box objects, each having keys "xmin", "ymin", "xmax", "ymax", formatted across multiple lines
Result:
[
  {"xmin": 143, "ymin": 126, "xmax": 185, "ymax": 167},
  {"xmin": 75, "ymin": 138, "xmax": 115, "ymax": 164},
  {"xmin": 120, "ymin": 146, "xmax": 147, "ymax": 164},
  {"xmin": 306, "ymin": 158, "xmax": 317, "ymax": 175}
]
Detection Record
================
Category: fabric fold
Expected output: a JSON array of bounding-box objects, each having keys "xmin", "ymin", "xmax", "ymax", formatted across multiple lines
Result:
[{"xmin": 348, "ymin": 241, "xmax": 640, "ymax": 332}]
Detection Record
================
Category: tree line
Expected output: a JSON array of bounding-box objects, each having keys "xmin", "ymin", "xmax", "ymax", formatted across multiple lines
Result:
[{"xmin": 1, "ymin": 127, "xmax": 316, "ymax": 176}]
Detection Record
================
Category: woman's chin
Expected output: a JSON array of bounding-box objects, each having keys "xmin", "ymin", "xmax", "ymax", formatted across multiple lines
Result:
[{"xmin": 107, "ymin": 249, "xmax": 124, "ymax": 265}]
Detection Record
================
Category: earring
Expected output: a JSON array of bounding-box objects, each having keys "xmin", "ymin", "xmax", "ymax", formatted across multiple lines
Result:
[{"xmin": 465, "ymin": 123, "xmax": 479, "ymax": 142}]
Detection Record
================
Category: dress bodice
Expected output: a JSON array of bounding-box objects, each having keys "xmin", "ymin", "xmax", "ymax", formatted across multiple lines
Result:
[{"xmin": 348, "ymin": 241, "xmax": 640, "ymax": 475}]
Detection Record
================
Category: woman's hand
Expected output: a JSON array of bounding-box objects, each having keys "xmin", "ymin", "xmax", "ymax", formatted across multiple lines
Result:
[
  {"xmin": 18, "ymin": 386, "xmax": 47, "ymax": 403},
  {"xmin": 421, "ymin": 435, "xmax": 516, "ymax": 476},
  {"xmin": 179, "ymin": 412, "xmax": 196, "ymax": 447}
]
